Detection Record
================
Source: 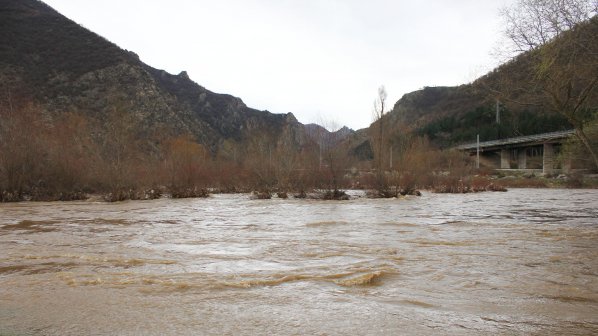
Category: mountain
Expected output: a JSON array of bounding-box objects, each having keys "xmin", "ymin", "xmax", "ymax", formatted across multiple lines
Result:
[
  {"xmin": 0, "ymin": 0, "xmax": 307, "ymax": 152},
  {"xmin": 375, "ymin": 18, "xmax": 598, "ymax": 148},
  {"xmin": 346, "ymin": 18, "xmax": 597, "ymax": 158},
  {"xmin": 6, "ymin": 0, "xmax": 587, "ymax": 165},
  {"xmin": 385, "ymin": 84, "xmax": 571, "ymax": 147}
]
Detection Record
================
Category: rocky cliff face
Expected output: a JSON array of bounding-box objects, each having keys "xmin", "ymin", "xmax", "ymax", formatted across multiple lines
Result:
[{"xmin": 0, "ymin": 0, "xmax": 307, "ymax": 152}]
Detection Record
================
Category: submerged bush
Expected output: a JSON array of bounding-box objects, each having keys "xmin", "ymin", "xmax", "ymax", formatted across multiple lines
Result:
[
  {"xmin": 250, "ymin": 191, "xmax": 272, "ymax": 200},
  {"xmin": 102, "ymin": 188, "xmax": 163, "ymax": 202},
  {"xmin": 321, "ymin": 189, "xmax": 350, "ymax": 200},
  {"xmin": 170, "ymin": 187, "xmax": 208, "ymax": 199},
  {"xmin": 432, "ymin": 176, "xmax": 507, "ymax": 193}
]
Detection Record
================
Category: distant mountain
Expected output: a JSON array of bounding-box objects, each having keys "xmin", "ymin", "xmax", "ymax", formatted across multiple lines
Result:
[
  {"xmin": 304, "ymin": 124, "xmax": 354, "ymax": 139},
  {"xmin": 334, "ymin": 126, "xmax": 354, "ymax": 139},
  {"xmin": 0, "ymin": 0, "xmax": 309, "ymax": 152}
]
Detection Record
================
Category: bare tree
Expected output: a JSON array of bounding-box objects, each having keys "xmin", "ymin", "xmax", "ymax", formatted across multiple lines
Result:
[
  {"xmin": 501, "ymin": 0, "xmax": 597, "ymax": 53},
  {"xmin": 272, "ymin": 141, "xmax": 297, "ymax": 192},
  {"xmin": 305, "ymin": 118, "xmax": 352, "ymax": 198},
  {"xmin": 244, "ymin": 132, "xmax": 276, "ymax": 191},
  {"xmin": 370, "ymin": 86, "xmax": 397, "ymax": 196},
  {"xmin": 497, "ymin": 0, "xmax": 598, "ymax": 170},
  {"xmin": 0, "ymin": 102, "xmax": 46, "ymax": 199},
  {"xmin": 164, "ymin": 135, "xmax": 208, "ymax": 192},
  {"xmin": 372, "ymin": 86, "xmax": 388, "ymax": 170}
]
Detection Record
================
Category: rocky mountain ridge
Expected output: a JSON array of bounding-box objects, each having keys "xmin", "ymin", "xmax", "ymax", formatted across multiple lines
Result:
[
  {"xmin": 3, "ymin": 0, "xmax": 590, "ymax": 161},
  {"xmin": 0, "ymin": 0, "xmax": 349, "ymax": 154}
]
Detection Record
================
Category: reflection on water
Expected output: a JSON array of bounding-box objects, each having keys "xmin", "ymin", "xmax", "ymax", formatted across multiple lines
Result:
[{"xmin": 1, "ymin": 189, "xmax": 597, "ymax": 335}]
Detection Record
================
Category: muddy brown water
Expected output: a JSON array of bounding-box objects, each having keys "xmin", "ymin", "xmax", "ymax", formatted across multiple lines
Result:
[{"xmin": 0, "ymin": 189, "xmax": 597, "ymax": 335}]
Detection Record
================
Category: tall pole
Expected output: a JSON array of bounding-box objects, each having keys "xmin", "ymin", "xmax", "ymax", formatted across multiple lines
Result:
[
  {"xmin": 496, "ymin": 99, "xmax": 500, "ymax": 124},
  {"xmin": 319, "ymin": 139, "xmax": 322, "ymax": 171},
  {"xmin": 496, "ymin": 99, "xmax": 501, "ymax": 139},
  {"xmin": 476, "ymin": 134, "xmax": 480, "ymax": 169}
]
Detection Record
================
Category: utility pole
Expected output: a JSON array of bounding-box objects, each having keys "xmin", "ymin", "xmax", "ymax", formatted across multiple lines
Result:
[
  {"xmin": 496, "ymin": 99, "xmax": 500, "ymax": 124},
  {"xmin": 496, "ymin": 99, "xmax": 501, "ymax": 139},
  {"xmin": 476, "ymin": 134, "xmax": 480, "ymax": 169},
  {"xmin": 319, "ymin": 139, "xmax": 322, "ymax": 171}
]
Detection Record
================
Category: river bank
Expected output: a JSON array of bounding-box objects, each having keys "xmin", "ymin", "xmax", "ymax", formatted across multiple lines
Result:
[
  {"xmin": 490, "ymin": 172, "xmax": 598, "ymax": 188},
  {"xmin": 1, "ymin": 172, "xmax": 597, "ymax": 203}
]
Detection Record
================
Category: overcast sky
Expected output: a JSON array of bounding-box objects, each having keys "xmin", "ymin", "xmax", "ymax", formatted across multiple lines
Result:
[{"xmin": 43, "ymin": 0, "xmax": 514, "ymax": 130}]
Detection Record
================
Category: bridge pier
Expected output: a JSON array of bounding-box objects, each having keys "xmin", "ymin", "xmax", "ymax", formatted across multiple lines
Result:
[
  {"xmin": 543, "ymin": 143, "xmax": 554, "ymax": 175},
  {"xmin": 500, "ymin": 149, "xmax": 510, "ymax": 169},
  {"xmin": 456, "ymin": 130, "xmax": 575, "ymax": 173},
  {"xmin": 517, "ymin": 149, "xmax": 527, "ymax": 169},
  {"xmin": 562, "ymin": 155, "xmax": 572, "ymax": 173}
]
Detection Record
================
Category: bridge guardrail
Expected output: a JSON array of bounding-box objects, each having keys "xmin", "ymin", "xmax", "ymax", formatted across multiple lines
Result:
[{"xmin": 456, "ymin": 129, "xmax": 575, "ymax": 151}]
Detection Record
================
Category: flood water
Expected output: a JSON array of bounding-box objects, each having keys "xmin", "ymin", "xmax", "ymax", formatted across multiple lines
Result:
[{"xmin": 1, "ymin": 189, "xmax": 597, "ymax": 335}]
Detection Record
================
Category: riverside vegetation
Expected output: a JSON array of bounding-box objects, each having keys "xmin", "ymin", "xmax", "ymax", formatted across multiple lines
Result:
[
  {"xmin": 2, "ymin": 91, "xmax": 592, "ymax": 202},
  {"xmin": 0, "ymin": 98, "xmax": 508, "ymax": 202}
]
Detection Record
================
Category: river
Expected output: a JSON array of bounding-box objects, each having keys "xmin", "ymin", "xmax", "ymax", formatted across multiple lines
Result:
[{"xmin": 1, "ymin": 189, "xmax": 597, "ymax": 335}]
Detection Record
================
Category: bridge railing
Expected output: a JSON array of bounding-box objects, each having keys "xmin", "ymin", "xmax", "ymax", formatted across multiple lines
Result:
[{"xmin": 456, "ymin": 129, "xmax": 575, "ymax": 151}]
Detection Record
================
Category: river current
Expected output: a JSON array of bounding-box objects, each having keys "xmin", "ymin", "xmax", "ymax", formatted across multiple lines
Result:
[{"xmin": 1, "ymin": 189, "xmax": 597, "ymax": 335}]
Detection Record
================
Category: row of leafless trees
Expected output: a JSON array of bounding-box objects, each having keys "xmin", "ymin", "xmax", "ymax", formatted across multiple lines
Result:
[
  {"xmin": 0, "ymin": 96, "xmax": 332, "ymax": 201},
  {"xmin": 0, "ymin": 92, "xmax": 484, "ymax": 201}
]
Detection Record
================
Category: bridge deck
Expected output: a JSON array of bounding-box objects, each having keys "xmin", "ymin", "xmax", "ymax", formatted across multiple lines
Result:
[{"xmin": 457, "ymin": 130, "xmax": 575, "ymax": 151}]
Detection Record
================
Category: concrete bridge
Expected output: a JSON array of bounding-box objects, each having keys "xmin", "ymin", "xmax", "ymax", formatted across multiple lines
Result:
[{"xmin": 456, "ymin": 130, "xmax": 576, "ymax": 174}]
